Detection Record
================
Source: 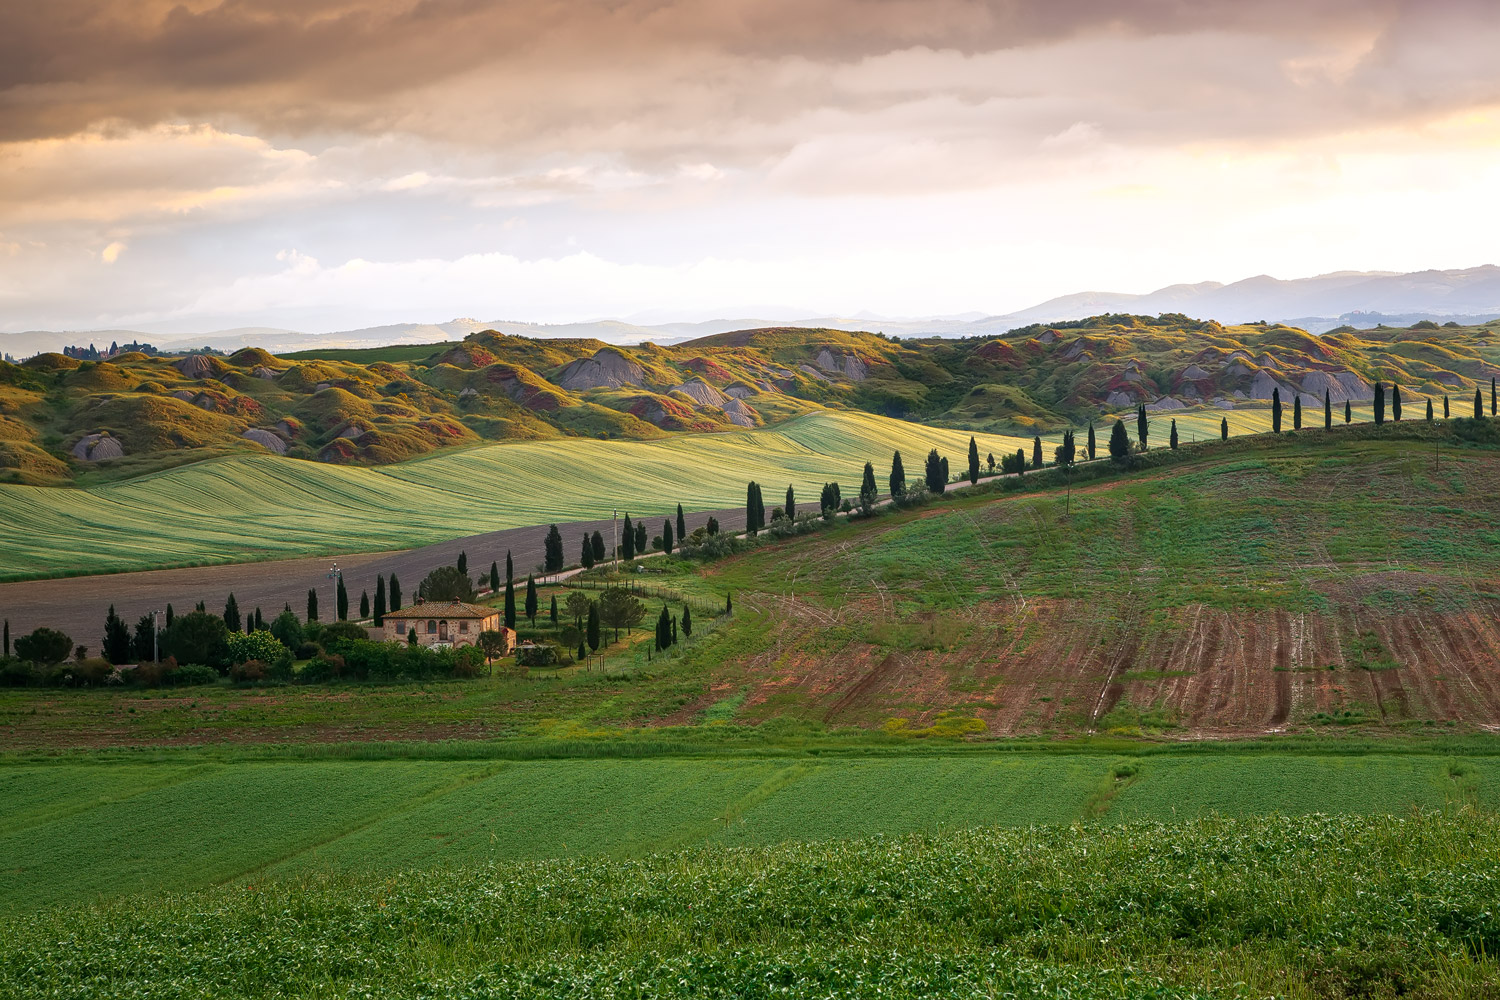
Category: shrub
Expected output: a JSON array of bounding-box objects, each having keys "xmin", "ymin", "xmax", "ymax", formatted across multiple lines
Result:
[
  {"xmin": 0, "ymin": 658, "xmax": 32, "ymax": 687},
  {"xmin": 226, "ymin": 630, "xmax": 292, "ymax": 666},
  {"xmin": 516, "ymin": 643, "xmax": 560, "ymax": 667},
  {"xmin": 319, "ymin": 620, "xmax": 369, "ymax": 651},
  {"xmin": 295, "ymin": 641, "xmax": 322, "ymax": 660},
  {"xmin": 163, "ymin": 663, "xmax": 218, "ymax": 687},
  {"xmin": 163, "ymin": 612, "xmax": 230, "ymax": 672}
]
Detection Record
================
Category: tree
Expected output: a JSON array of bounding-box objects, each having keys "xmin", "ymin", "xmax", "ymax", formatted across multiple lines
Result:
[
  {"xmin": 1221, "ymin": 417, "xmax": 1229, "ymax": 441},
  {"xmin": 359, "ymin": 590, "xmax": 370, "ymax": 619},
  {"xmin": 681, "ymin": 603, "xmax": 692, "ymax": 638},
  {"xmin": 1137, "ymin": 404, "xmax": 1149, "ymax": 450},
  {"xmin": 635, "ymin": 520, "xmax": 647, "ymax": 553},
  {"xmin": 655, "ymin": 605, "xmax": 671, "ymax": 651},
  {"xmin": 1325, "ymin": 390, "xmax": 1332, "ymax": 430},
  {"xmin": 255, "ymin": 608, "xmax": 265, "ymax": 631},
  {"xmin": 1272, "ymin": 387, "xmax": 1283, "ymax": 433},
  {"xmin": 2, "ymin": 620, "xmax": 7, "ymax": 657},
  {"xmin": 677, "ymin": 504, "xmax": 686, "ymax": 542},
  {"xmin": 1345, "ymin": 400, "xmax": 1352, "ymax": 424},
  {"xmin": 889, "ymin": 451, "xmax": 906, "ymax": 499},
  {"xmin": 1087, "ymin": 423, "xmax": 1096, "ymax": 460},
  {"xmin": 662, "ymin": 520, "xmax": 674, "ymax": 555},
  {"xmin": 270, "ymin": 609, "xmax": 303, "ymax": 651},
  {"xmin": 1493, "ymin": 377, "xmax": 1496, "ymax": 416},
  {"xmin": 577, "ymin": 639, "xmax": 587, "ymax": 662},
  {"xmin": 706, "ymin": 517, "xmax": 720, "ymax": 536},
  {"xmin": 132, "ymin": 614, "xmax": 157, "ymax": 663},
  {"xmin": 457, "ymin": 551, "xmax": 468, "ymax": 576},
  {"xmin": 420, "ymin": 565, "xmax": 476, "ymax": 602},
  {"xmin": 1374, "ymin": 382, "xmax": 1385, "ymax": 425},
  {"xmin": 968, "ymin": 436, "xmax": 980, "ymax": 485},
  {"xmin": 224, "ymin": 593, "xmax": 241, "ymax": 633},
  {"xmin": 725, "ymin": 592, "xmax": 733, "ymax": 615},
  {"xmin": 1054, "ymin": 429, "xmax": 1076, "ymax": 469},
  {"xmin": 1426, "ymin": 398, "xmax": 1434, "ymax": 421},
  {"xmin": 623, "ymin": 513, "xmax": 637, "ymax": 557},
  {"xmin": 477, "ymin": 630, "xmax": 509, "ymax": 668},
  {"xmin": 1478, "ymin": 388, "xmax": 1485, "ymax": 418},
  {"xmin": 374, "ymin": 576, "xmax": 386, "ymax": 626},
  {"xmin": 389, "ymin": 573, "xmax": 402, "ymax": 611},
  {"xmin": 102, "ymin": 605, "xmax": 131, "ymax": 664},
  {"xmin": 1169, "ymin": 419, "xmax": 1179, "ymax": 450},
  {"xmin": 581, "ymin": 535, "xmax": 595, "ymax": 569},
  {"xmin": 16, "ymin": 627, "xmax": 71, "ymax": 665},
  {"xmin": 408, "ymin": 627, "xmax": 418, "ymax": 646},
  {"xmin": 490, "ymin": 561, "xmax": 500, "ymax": 593},
  {"xmin": 1444, "ymin": 396, "xmax": 1451, "ymax": 419},
  {"xmin": 566, "ymin": 590, "xmax": 591, "ymax": 627},
  {"xmin": 1031, "ymin": 435, "xmax": 1042, "ymax": 469},
  {"xmin": 987, "ymin": 452, "xmax": 995, "ymax": 473},
  {"xmin": 336, "ymin": 577, "xmax": 349, "ymax": 621},
  {"xmin": 307, "ymin": 588, "xmax": 318, "ymax": 622},
  {"xmin": 165, "ymin": 604, "xmax": 174, "ymax": 628},
  {"xmin": 586, "ymin": 601, "xmax": 601, "ymax": 652},
  {"xmin": 1293, "ymin": 394, "xmax": 1301, "ymax": 431},
  {"xmin": 164, "ymin": 612, "xmax": 229, "ymax": 670},
  {"xmin": 524, "ymin": 575, "xmax": 538, "ymax": 624},
  {"xmin": 1392, "ymin": 385, "xmax": 1402, "ymax": 422},
  {"xmin": 925, "ymin": 448, "xmax": 945, "ymax": 494},
  {"xmin": 785, "ymin": 485, "xmax": 796, "ymax": 520},
  {"xmin": 1109, "ymin": 419, "xmax": 1131, "ymax": 460},
  {"xmin": 544, "ymin": 525, "xmax": 564, "ymax": 573},
  {"xmin": 550, "ymin": 594, "xmax": 558, "ymax": 626},
  {"xmin": 820, "ymin": 482, "xmax": 839, "ymax": 519},
  {"xmin": 591, "ymin": 531, "xmax": 606, "ymax": 562},
  {"xmin": 859, "ymin": 462, "xmax": 878, "ymax": 515},
  {"xmin": 504, "ymin": 573, "xmax": 517, "ymax": 630}
]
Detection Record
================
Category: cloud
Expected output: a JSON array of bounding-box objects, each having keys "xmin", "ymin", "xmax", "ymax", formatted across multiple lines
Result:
[{"xmin": 100, "ymin": 240, "xmax": 125, "ymax": 263}]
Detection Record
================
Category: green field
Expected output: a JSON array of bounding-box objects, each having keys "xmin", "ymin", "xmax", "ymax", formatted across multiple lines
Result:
[{"xmin": 0, "ymin": 411, "xmax": 1040, "ymax": 580}]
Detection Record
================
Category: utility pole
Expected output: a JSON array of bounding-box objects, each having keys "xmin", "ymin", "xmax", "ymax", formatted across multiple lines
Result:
[
  {"xmin": 151, "ymin": 608, "xmax": 161, "ymax": 664},
  {"xmin": 327, "ymin": 562, "xmax": 341, "ymax": 614},
  {"xmin": 611, "ymin": 509, "xmax": 618, "ymax": 576}
]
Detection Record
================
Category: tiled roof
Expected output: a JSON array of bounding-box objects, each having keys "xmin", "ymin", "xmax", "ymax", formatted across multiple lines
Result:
[{"xmin": 382, "ymin": 600, "xmax": 500, "ymax": 620}]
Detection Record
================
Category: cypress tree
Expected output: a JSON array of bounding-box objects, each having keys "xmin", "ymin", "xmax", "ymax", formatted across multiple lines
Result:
[
  {"xmin": 1493, "ymin": 377, "xmax": 1496, "ymax": 416},
  {"xmin": 1325, "ymin": 390, "xmax": 1332, "ymax": 429},
  {"xmin": 1427, "ymin": 398, "xmax": 1434, "ymax": 422},
  {"xmin": 656, "ymin": 605, "xmax": 670, "ymax": 651},
  {"xmin": 1014, "ymin": 448, "xmax": 1026, "ymax": 476},
  {"xmin": 968, "ymin": 436, "xmax": 980, "ymax": 485},
  {"xmin": 457, "ymin": 551, "xmax": 467, "ymax": 576},
  {"xmin": 889, "ymin": 451, "xmax": 906, "ymax": 498},
  {"xmin": 581, "ymin": 535, "xmax": 595, "ymax": 569},
  {"xmin": 3, "ymin": 619, "xmax": 8, "ymax": 657},
  {"xmin": 1109, "ymin": 419, "xmax": 1131, "ymax": 459},
  {"xmin": 506, "ymin": 551, "xmax": 514, "ymax": 585},
  {"xmin": 677, "ymin": 504, "xmax": 686, "ymax": 542},
  {"xmin": 504, "ymin": 574, "xmax": 516, "ymax": 629},
  {"xmin": 1293, "ymin": 394, "xmax": 1301, "ymax": 430},
  {"xmin": 389, "ymin": 574, "xmax": 402, "ymax": 611},
  {"xmin": 307, "ymin": 588, "xmax": 318, "ymax": 621},
  {"xmin": 1137, "ymin": 404, "xmax": 1149, "ymax": 450},
  {"xmin": 374, "ymin": 575, "xmax": 386, "ymax": 626},
  {"xmin": 1392, "ymin": 385, "xmax": 1402, "ymax": 421},
  {"xmin": 1444, "ymin": 395, "xmax": 1450, "ymax": 418},
  {"xmin": 224, "ymin": 593, "xmax": 241, "ymax": 633},
  {"xmin": 336, "ymin": 577, "xmax": 349, "ymax": 620},
  {"xmin": 359, "ymin": 590, "xmax": 370, "ymax": 619},
  {"xmin": 254, "ymin": 608, "xmax": 265, "ymax": 631},
  {"xmin": 1087, "ymin": 423, "xmax": 1096, "ymax": 460},
  {"xmin": 1479, "ymin": 388, "xmax": 1486, "ymax": 418},
  {"xmin": 672, "ymin": 616, "xmax": 677, "ymax": 645},
  {"xmin": 1272, "ymin": 387, "xmax": 1282, "ymax": 433},
  {"xmin": 987, "ymin": 452, "xmax": 995, "ymax": 473},
  {"xmin": 859, "ymin": 461, "xmax": 878, "ymax": 513},
  {"xmin": 1345, "ymin": 400, "xmax": 1352, "ymax": 424},
  {"xmin": 940, "ymin": 456, "xmax": 948, "ymax": 487},
  {"xmin": 745, "ymin": 484, "xmax": 758, "ymax": 536},
  {"xmin": 408, "ymin": 627, "xmax": 418, "ymax": 646},
  {"xmin": 550, "ymin": 594, "xmax": 558, "ymax": 626},
  {"xmin": 785, "ymin": 485, "xmax": 795, "ymax": 520},
  {"xmin": 103, "ymin": 605, "xmax": 131, "ymax": 664},
  {"xmin": 681, "ymin": 603, "xmax": 692, "ymax": 638},
  {"xmin": 1169, "ymin": 419, "xmax": 1179, "ymax": 449},
  {"xmin": 725, "ymin": 592, "xmax": 733, "ymax": 615},
  {"xmin": 592, "ymin": 532, "xmax": 605, "ymax": 562},
  {"xmin": 578, "ymin": 639, "xmax": 587, "ymax": 662},
  {"xmin": 1374, "ymin": 382, "xmax": 1385, "ymax": 425},
  {"xmin": 1031, "ymin": 435, "xmax": 1042, "ymax": 469},
  {"xmin": 663, "ymin": 519, "xmax": 674, "ymax": 554},
  {"xmin": 544, "ymin": 525, "xmax": 564, "ymax": 573},
  {"xmin": 586, "ymin": 602, "xmax": 600, "ymax": 651},
  {"xmin": 166, "ymin": 604, "xmax": 174, "ymax": 628},
  {"xmin": 525, "ymin": 575, "xmax": 537, "ymax": 624},
  {"xmin": 1220, "ymin": 416, "xmax": 1228, "ymax": 441},
  {"xmin": 624, "ymin": 513, "xmax": 636, "ymax": 558},
  {"xmin": 636, "ymin": 520, "xmax": 647, "ymax": 553},
  {"xmin": 490, "ymin": 561, "xmax": 500, "ymax": 593},
  {"xmin": 196, "ymin": 601, "xmax": 205, "ymax": 612}
]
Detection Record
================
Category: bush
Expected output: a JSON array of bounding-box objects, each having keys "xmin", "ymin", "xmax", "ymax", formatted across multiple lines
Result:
[
  {"xmin": 298, "ymin": 655, "xmax": 345, "ymax": 684},
  {"xmin": 226, "ymin": 630, "xmax": 292, "ymax": 666},
  {"xmin": 164, "ymin": 663, "xmax": 218, "ymax": 687},
  {"xmin": 162, "ymin": 612, "xmax": 230, "ymax": 672},
  {"xmin": 318, "ymin": 621, "xmax": 368, "ymax": 650},
  {"xmin": 0, "ymin": 658, "xmax": 32, "ymax": 687},
  {"xmin": 40, "ymin": 657, "xmax": 113, "ymax": 687},
  {"xmin": 295, "ymin": 641, "xmax": 322, "ymax": 660},
  {"xmin": 270, "ymin": 609, "xmax": 305, "ymax": 651},
  {"xmin": 516, "ymin": 643, "xmax": 560, "ymax": 667}
]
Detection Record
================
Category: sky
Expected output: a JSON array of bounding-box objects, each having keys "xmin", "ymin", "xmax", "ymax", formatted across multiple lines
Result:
[{"xmin": 4, "ymin": 0, "xmax": 1500, "ymax": 334}]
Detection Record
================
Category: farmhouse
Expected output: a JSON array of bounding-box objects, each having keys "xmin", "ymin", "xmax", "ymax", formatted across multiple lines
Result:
[{"xmin": 381, "ymin": 598, "xmax": 514, "ymax": 652}]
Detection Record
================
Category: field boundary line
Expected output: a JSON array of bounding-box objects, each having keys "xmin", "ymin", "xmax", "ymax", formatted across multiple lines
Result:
[{"xmin": 0, "ymin": 762, "xmax": 223, "ymax": 839}]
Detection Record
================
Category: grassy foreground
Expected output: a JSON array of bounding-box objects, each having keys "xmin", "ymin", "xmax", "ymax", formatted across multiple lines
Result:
[{"xmin": 4, "ymin": 811, "xmax": 1497, "ymax": 998}]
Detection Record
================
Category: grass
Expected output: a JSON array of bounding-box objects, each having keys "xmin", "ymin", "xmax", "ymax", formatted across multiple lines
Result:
[
  {"xmin": 0, "ymin": 410, "xmax": 1039, "ymax": 579},
  {"xmin": 5, "ymin": 809, "xmax": 1500, "ymax": 997}
]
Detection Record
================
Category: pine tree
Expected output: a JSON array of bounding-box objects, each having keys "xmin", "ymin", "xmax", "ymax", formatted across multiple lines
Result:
[
  {"xmin": 663, "ymin": 520, "xmax": 674, "ymax": 554},
  {"xmin": 785, "ymin": 485, "xmax": 795, "ymax": 520},
  {"xmin": 677, "ymin": 504, "xmax": 686, "ymax": 542},
  {"xmin": 1325, "ymin": 390, "xmax": 1332, "ymax": 429},
  {"xmin": 336, "ymin": 577, "xmax": 349, "ymax": 620},
  {"xmin": 681, "ymin": 603, "xmax": 692, "ymax": 638},
  {"xmin": 1137, "ymin": 404, "xmax": 1149, "ymax": 450},
  {"xmin": 968, "ymin": 436, "xmax": 980, "ymax": 485},
  {"xmin": 389, "ymin": 574, "xmax": 402, "ymax": 611},
  {"xmin": 581, "ymin": 535, "xmax": 595, "ymax": 568},
  {"xmin": 1479, "ymin": 388, "xmax": 1486, "ymax": 418},
  {"xmin": 103, "ymin": 605, "xmax": 131, "ymax": 664},
  {"xmin": 889, "ymin": 451, "xmax": 906, "ymax": 498},
  {"xmin": 1221, "ymin": 417, "xmax": 1228, "ymax": 441},
  {"xmin": 1293, "ymin": 394, "xmax": 1301, "ymax": 430},
  {"xmin": 1345, "ymin": 400, "xmax": 1352, "ymax": 424},
  {"xmin": 457, "ymin": 551, "xmax": 467, "ymax": 576},
  {"xmin": 1426, "ymin": 398, "xmax": 1434, "ymax": 421},
  {"xmin": 1374, "ymin": 382, "xmax": 1385, "ymax": 425},
  {"xmin": 359, "ymin": 591, "xmax": 370, "ymax": 619},
  {"xmin": 586, "ymin": 602, "xmax": 600, "ymax": 651},
  {"xmin": 1087, "ymin": 423, "xmax": 1096, "ymax": 460},
  {"xmin": 307, "ymin": 588, "xmax": 318, "ymax": 621},
  {"xmin": 859, "ymin": 461, "xmax": 878, "ymax": 514},
  {"xmin": 1169, "ymin": 419, "xmax": 1179, "ymax": 449},
  {"xmin": 544, "ymin": 525, "xmax": 564, "ymax": 573},
  {"xmin": 224, "ymin": 593, "xmax": 241, "ymax": 633},
  {"xmin": 1272, "ymin": 387, "xmax": 1283, "ymax": 433},
  {"xmin": 525, "ymin": 575, "xmax": 537, "ymax": 624},
  {"xmin": 1392, "ymin": 385, "xmax": 1402, "ymax": 422},
  {"xmin": 550, "ymin": 594, "xmax": 558, "ymax": 626},
  {"xmin": 1109, "ymin": 419, "xmax": 1131, "ymax": 459},
  {"xmin": 374, "ymin": 576, "xmax": 386, "ymax": 626},
  {"xmin": 504, "ymin": 574, "xmax": 517, "ymax": 629},
  {"xmin": 1031, "ymin": 435, "xmax": 1042, "ymax": 469}
]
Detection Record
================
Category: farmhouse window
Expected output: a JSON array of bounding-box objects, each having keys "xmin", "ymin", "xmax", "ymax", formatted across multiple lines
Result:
[
  {"xmin": 459, "ymin": 622, "xmax": 469, "ymax": 633},
  {"xmin": 427, "ymin": 620, "xmax": 437, "ymax": 633}
]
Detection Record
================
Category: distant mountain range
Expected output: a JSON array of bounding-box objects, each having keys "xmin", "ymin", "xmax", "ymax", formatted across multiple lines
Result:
[{"xmin": 6, "ymin": 266, "xmax": 1500, "ymax": 359}]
